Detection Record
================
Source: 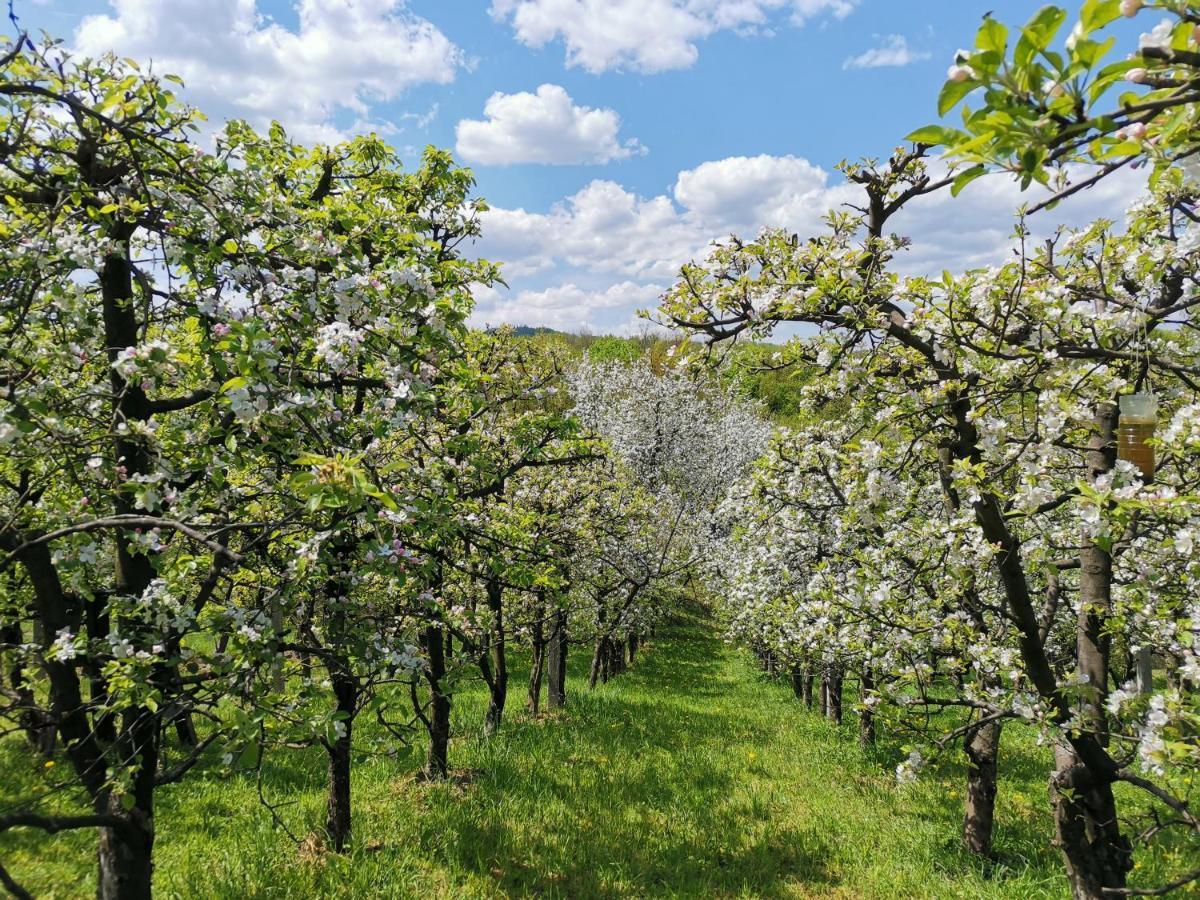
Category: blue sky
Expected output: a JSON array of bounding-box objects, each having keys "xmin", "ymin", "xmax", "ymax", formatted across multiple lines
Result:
[{"xmin": 16, "ymin": 1, "xmax": 1147, "ymax": 332}]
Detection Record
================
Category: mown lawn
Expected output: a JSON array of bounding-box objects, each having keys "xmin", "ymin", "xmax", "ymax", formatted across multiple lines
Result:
[{"xmin": 0, "ymin": 617, "xmax": 1192, "ymax": 898}]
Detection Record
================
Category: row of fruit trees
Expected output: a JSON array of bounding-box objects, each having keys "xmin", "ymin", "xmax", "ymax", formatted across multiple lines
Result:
[{"xmin": 0, "ymin": 2, "xmax": 1198, "ymax": 898}]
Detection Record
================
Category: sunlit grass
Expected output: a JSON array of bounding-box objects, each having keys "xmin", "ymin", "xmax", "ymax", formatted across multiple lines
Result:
[{"xmin": 0, "ymin": 617, "xmax": 1189, "ymax": 898}]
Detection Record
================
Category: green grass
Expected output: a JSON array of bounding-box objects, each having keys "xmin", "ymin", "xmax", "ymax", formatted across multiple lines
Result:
[{"xmin": 1, "ymin": 617, "xmax": 1192, "ymax": 898}]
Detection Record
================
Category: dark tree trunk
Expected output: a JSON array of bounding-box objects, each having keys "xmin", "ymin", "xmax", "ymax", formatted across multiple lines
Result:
[
  {"xmin": 790, "ymin": 665, "xmax": 804, "ymax": 701},
  {"xmin": 96, "ymin": 245, "xmax": 160, "ymax": 900},
  {"xmin": 802, "ymin": 670, "xmax": 814, "ymax": 708},
  {"xmin": 97, "ymin": 707, "xmax": 157, "ymax": 900},
  {"xmin": 546, "ymin": 609, "xmax": 567, "ymax": 709},
  {"xmin": 421, "ymin": 624, "xmax": 451, "ymax": 779},
  {"xmin": 482, "ymin": 578, "xmax": 507, "ymax": 737},
  {"xmin": 828, "ymin": 667, "xmax": 843, "ymax": 725},
  {"xmin": 609, "ymin": 636, "xmax": 625, "ymax": 677},
  {"xmin": 98, "ymin": 812, "xmax": 154, "ymax": 900},
  {"xmin": 1051, "ymin": 748, "xmax": 1132, "ymax": 900},
  {"xmin": 627, "ymin": 633, "xmax": 638, "ymax": 665},
  {"xmin": 526, "ymin": 602, "xmax": 546, "ymax": 716},
  {"xmin": 858, "ymin": 669, "xmax": 875, "ymax": 747},
  {"xmin": 325, "ymin": 670, "xmax": 356, "ymax": 851},
  {"xmin": 962, "ymin": 717, "xmax": 1002, "ymax": 857}
]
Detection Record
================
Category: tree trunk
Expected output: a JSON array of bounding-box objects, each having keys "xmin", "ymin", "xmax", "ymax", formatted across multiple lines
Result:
[
  {"xmin": 482, "ymin": 578, "xmax": 507, "ymax": 737},
  {"xmin": 609, "ymin": 636, "xmax": 625, "ymax": 677},
  {"xmin": 802, "ymin": 670, "xmax": 814, "ymax": 708},
  {"xmin": 962, "ymin": 717, "xmax": 1002, "ymax": 857},
  {"xmin": 627, "ymin": 633, "xmax": 638, "ymax": 665},
  {"xmin": 546, "ymin": 609, "xmax": 567, "ymax": 709},
  {"xmin": 827, "ymin": 667, "xmax": 843, "ymax": 724},
  {"xmin": 819, "ymin": 668, "xmax": 829, "ymax": 717},
  {"xmin": 325, "ymin": 671, "xmax": 356, "ymax": 851},
  {"xmin": 790, "ymin": 665, "xmax": 804, "ymax": 701},
  {"xmin": 98, "ymin": 813, "xmax": 154, "ymax": 900},
  {"xmin": 858, "ymin": 669, "xmax": 875, "ymax": 747},
  {"xmin": 1050, "ymin": 747, "xmax": 1132, "ymax": 899},
  {"xmin": 590, "ymin": 633, "xmax": 613, "ymax": 688},
  {"xmin": 96, "ymin": 244, "xmax": 160, "ymax": 900},
  {"xmin": 97, "ymin": 707, "xmax": 157, "ymax": 900},
  {"xmin": 421, "ymin": 624, "xmax": 451, "ymax": 779},
  {"xmin": 1134, "ymin": 647, "xmax": 1153, "ymax": 695},
  {"xmin": 1047, "ymin": 401, "xmax": 1131, "ymax": 897},
  {"xmin": 526, "ymin": 603, "xmax": 546, "ymax": 717}
]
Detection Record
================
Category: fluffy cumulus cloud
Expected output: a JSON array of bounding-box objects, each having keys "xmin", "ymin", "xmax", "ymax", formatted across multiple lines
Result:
[
  {"xmin": 456, "ymin": 84, "xmax": 644, "ymax": 166},
  {"xmin": 843, "ymin": 34, "xmax": 931, "ymax": 70},
  {"xmin": 474, "ymin": 155, "xmax": 1148, "ymax": 330},
  {"xmin": 73, "ymin": 0, "xmax": 465, "ymax": 143},
  {"xmin": 489, "ymin": 0, "xmax": 859, "ymax": 73},
  {"xmin": 672, "ymin": 154, "xmax": 857, "ymax": 232},
  {"xmin": 471, "ymin": 281, "xmax": 667, "ymax": 330}
]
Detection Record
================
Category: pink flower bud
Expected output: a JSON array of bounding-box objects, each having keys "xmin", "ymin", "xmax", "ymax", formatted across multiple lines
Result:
[
  {"xmin": 1127, "ymin": 68, "xmax": 1148, "ymax": 84},
  {"xmin": 947, "ymin": 64, "xmax": 974, "ymax": 83},
  {"xmin": 1125, "ymin": 122, "xmax": 1149, "ymax": 141},
  {"xmin": 1119, "ymin": 0, "xmax": 1142, "ymax": 16}
]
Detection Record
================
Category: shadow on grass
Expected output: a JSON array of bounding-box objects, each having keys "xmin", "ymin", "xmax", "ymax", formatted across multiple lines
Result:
[{"xmin": 417, "ymin": 617, "xmax": 838, "ymax": 897}]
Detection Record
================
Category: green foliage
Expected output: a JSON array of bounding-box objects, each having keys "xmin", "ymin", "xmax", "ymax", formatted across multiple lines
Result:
[
  {"xmin": 584, "ymin": 335, "xmax": 642, "ymax": 366},
  {"xmin": 907, "ymin": 2, "xmax": 1200, "ymax": 197}
]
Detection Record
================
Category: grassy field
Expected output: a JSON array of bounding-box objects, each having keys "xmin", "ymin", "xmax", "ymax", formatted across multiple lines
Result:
[{"xmin": 1, "ymin": 617, "xmax": 1192, "ymax": 898}]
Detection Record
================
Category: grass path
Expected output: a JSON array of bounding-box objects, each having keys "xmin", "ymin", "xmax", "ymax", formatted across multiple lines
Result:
[{"xmin": 3, "ymin": 616, "xmax": 1079, "ymax": 898}]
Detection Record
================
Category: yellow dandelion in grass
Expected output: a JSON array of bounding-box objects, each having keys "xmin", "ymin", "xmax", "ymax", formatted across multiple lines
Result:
[
  {"xmin": 747, "ymin": 751, "xmax": 758, "ymax": 763},
  {"xmin": 43, "ymin": 760, "xmax": 55, "ymax": 768}
]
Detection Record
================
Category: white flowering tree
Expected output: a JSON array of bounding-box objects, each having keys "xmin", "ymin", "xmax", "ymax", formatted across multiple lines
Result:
[
  {"xmin": 656, "ymin": 141, "xmax": 1200, "ymax": 897},
  {"xmin": 0, "ymin": 32, "xmax": 506, "ymax": 888},
  {"xmin": 567, "ymin": 359, "xmax": 772, "ymax": 682},
  {"xmin": 0, "ymin": 38, "xmax": 290, "ymax": 897}
]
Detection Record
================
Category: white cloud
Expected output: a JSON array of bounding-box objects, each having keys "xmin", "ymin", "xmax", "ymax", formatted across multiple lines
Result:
[
  {"xmin": 474, "ymin": 155, "xmax": 1148, "ymax": 331},
  {"xmin": 471, "ymin": 281, "xmax": 666, "ymax": 330},
  {"xmin": 456, "ymin": 84, "xmax": 644, "ymax": 166},
  {"xmin": 673, "ymin": 154, "xmax": 857, "ymax": 231},
  {"xmin": 489, "ymin": 0, "xmax": 859, "ymax": 73},
  {"xmin": 843, "ymin": 34, "xmax": 931, "ymax": 70},
  {"xmin": 74, "ymin": 0, "xmax": 464, "ymax": 143},
  {"xmin": 478, "ymin": 179, "xmax": 705, "ymax": 280}
]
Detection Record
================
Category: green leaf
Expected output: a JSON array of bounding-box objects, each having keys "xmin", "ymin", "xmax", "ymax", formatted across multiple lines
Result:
[
  {"xmin": 222, "ymin": 238, "xmax": 238, "ymax": 254},
  {"xmin": 938, "ymin": 78, "xmax": 980, "ymax": 117},
  {"xmin": 905, "ymin": 124, "xmax": 961, "ymax": 146},
  {"xmin": 1080, "ymin": 0, "xmax": 1120, "ymax": 31},
  {"xmin": 976, "ymin": 17, "xmax": 1008, "ymax": 55},
  {"xmin": 951, "ymin": 165, "xmax": 988, "ymax": 196},
  {"xmin": 1015, "ymin": 6, "xmax": 1068, "ymax": 68}
]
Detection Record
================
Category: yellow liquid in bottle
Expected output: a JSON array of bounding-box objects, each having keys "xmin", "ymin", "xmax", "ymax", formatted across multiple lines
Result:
[{"xmin": 1117, "ymin": 417, "xmax": 1156, "ymax": 480}]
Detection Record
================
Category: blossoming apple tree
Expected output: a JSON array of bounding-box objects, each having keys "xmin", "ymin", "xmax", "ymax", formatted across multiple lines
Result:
[{"xmin": 656, "ymin": 142, "xmax": 1200, "ymax": 897}]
